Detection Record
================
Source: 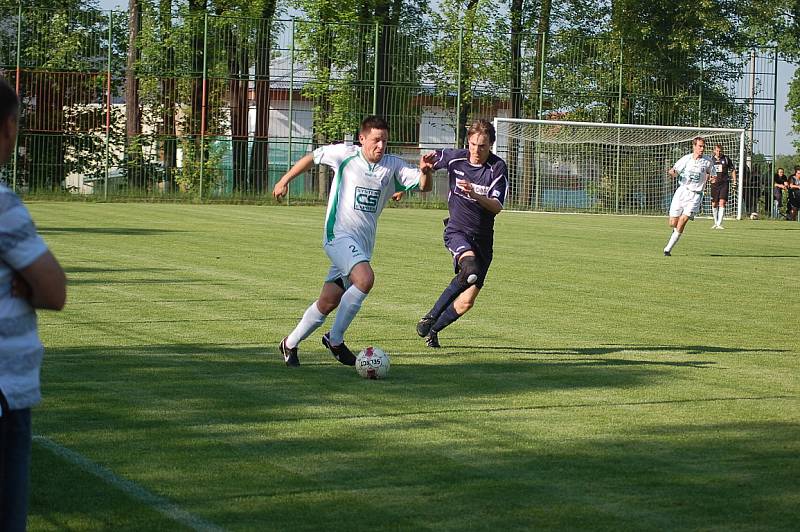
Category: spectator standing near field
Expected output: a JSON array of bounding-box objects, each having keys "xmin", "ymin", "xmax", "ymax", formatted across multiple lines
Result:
[
  {"xmin": 272, "ymin": 115, "xmax": 433, "ymax": 367},
  {"xmin": 663, "ymin": 136, "xmax": 715, "ymax": 256},
  {"xmin": 773, "ymin": 167, "xmax": 788, "ymax": 219},
  {"xmin": 787, "ymin": 166, "xmax": 800, "ymax": 221},
  {"xmin": 709, "ymin": 144, "xmax": 736, "ymax": 229},
  {"xmin": 415, "ymin": 119, "xmax": 508, "ymax": 348},
  {"xmin": 0, "ymin": 77, "xmax": 67, "ymax": 532}
]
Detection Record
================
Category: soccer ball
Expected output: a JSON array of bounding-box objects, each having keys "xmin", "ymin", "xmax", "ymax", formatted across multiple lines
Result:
[
  {"xmin": 750, "ymin": 212, "xmax": 760, "ymax": 220},
  {"xmin": 356, "ymin": 346, "xmax": 390, "ymax": 379}
]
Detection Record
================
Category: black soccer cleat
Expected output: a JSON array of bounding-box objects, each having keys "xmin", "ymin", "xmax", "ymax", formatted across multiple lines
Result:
[
  {"xmin": 663, "ymin": 250, "xmax": 671, "ymax": 256},
  {"xmin": 322, "ymin": 332, "xmax": 356, "ymax": 366},
  {"xmin": 425, "ymin": 331, "xmax": 441, "ymax": 348},
  {"xmin": 280, "ymin": 337, "xmax": 300, "ymax": 367},
  {"xmin": 416, "ymin": 315, "xmax": 436, "ymax": 338}
]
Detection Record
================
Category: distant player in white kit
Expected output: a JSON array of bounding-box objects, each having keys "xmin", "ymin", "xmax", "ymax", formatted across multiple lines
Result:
[
  {"xmin": 663, "ymin": 136, "xmax": 715, "ymax": 256},
  {"xmin": 272, "ymin": 116, "xmax": 434, "ymax": 367}
]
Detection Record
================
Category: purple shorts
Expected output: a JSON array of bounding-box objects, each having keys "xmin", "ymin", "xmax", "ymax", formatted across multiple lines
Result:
[{"xmin": 443, "ymin": 227, "xmax": 493, "ymax": 288}]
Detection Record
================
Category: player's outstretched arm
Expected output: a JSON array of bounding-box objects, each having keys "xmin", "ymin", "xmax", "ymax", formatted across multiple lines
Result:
[{"xmin": 273, "ymin": 153, "xmax": 315, "ymax": 201}]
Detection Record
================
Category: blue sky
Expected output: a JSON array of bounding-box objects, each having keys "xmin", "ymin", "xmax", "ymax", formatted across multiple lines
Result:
[{"xmin": 97, "ymin": 0, "xmax": 798, "ymax": 154}]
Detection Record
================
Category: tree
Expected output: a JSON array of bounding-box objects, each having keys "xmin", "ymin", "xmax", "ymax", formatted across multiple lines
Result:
[
  {"xmin": 126, "ymin": 0, "xmax": 145, "ymax": 189},
  {"xmin": 159, "ymin": 0, "xmax": 178, "ymax": 192},
  {"xmin": 0, "ymin": 1, "xmax": 125, "ymax": 192},
  {"xmin": 249, "ymin": 0, "xmax": 279, "ymax": 194}
]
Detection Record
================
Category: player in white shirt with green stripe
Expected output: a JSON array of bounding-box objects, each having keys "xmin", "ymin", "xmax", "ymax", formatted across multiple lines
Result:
[
  {"xmin": 272, "ymin": 116, "xmax": 434, "ymax": 367},
  {"xmin": 663, "ymin": 136, "xmax": 714, "ymax": 256}
]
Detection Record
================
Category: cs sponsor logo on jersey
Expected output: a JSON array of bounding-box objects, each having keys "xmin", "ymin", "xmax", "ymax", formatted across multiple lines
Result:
[{"xmin": 354, "ymin": 186, "xmax": 380, "ymax": 212}]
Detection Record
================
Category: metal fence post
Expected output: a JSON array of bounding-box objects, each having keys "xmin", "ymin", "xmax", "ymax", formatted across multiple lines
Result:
[
  {"xmin": 537, "ymin": 32, "xmax": 546, "ymax": 119},
  {"xmin": 771, "ymin": 48, "xmax": 778, "ymax": 183},
  {"xmin": 373, "ymin": 22, "xmax": 379, "ymax": 115},
  {"xmin": 287, "ymin": 18, "xmax": 295, "ymax": 205},
  {"xmin": 104, "ymin": 10, "xmax": 112, "ymax": 201},
  {"xmin": 697, "ymin": 55, "xmax": 704, "ymax": 127},
  {"xmin": 455, "ymin": 27, "xmax": 463, "ymax": 148},
  {"xmin": 13, "ymin": 2, "xmax": 22, "ymax": 193},
  {"xmin": 615, "ymin": 37, "xmax": 623, "ymax": 214},
  {"xmin": 534, "ymin": 31, "xmax": 547, "ymax": 210},
  {"xmin": 199, "ymin": 12, "xmax": 208, "ymax": 200}
]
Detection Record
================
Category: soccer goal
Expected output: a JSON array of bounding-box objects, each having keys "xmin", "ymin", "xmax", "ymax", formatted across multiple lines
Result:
[{"xmin": 493, "ymin": 118, "xmax": 747, "ymax": 218}]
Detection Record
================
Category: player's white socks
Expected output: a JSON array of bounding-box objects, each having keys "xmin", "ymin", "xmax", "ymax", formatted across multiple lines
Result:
[
  {"xmin": 329, "ymin": 285, "xmax": 368, "ymax": 345},
  {"xmin": 286, "ymin": 301, "xmax": 326, "ymax": 349},
  {"xmin": 712, "ymin": 207, "xmax": 718, "ymax": 225},
  {"xmin": 664, "ymin": 228, "xmax": 681, "ymax": 253},
  {"xmin": 716, "ymin": 208, "xmax": 725, "ymax": 226}
]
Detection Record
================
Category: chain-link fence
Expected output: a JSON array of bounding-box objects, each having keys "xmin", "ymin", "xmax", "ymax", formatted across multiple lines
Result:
[{"xmin": 0, "ymin": 6, "xmax": 780, "ymax": 214}]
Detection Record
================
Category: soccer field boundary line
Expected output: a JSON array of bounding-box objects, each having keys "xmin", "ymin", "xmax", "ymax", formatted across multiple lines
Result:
[
  {"xmin": 260, "ymin": 394, "xmax": 797, "ymax": 423},
  {"xmin": 32, "ymin": 435, "xmax": 226, "ymax": 532}
]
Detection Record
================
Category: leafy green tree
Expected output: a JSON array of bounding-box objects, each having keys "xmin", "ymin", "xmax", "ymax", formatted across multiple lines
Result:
[{"xmin": 0, "ymin": 0, "xmax": 128, "ymax": 192}]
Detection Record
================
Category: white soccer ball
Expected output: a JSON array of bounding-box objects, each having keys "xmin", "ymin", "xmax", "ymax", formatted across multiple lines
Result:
[
  {"xmin": 749, "ymin": 212, "xmax": 760, "ymax": 220},
  {"xmin": 356, "ymin": 346, "xmax": 390, "ymax": 379}
]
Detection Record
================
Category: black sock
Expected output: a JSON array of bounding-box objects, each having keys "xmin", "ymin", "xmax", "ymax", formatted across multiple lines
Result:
[
  {"xmin": 427, "ymin": 275, "xmax": 464, "ymax": 320},
  {"xmin": 432, "ymin": 303, "xmax": 461, "ymax": 333}
]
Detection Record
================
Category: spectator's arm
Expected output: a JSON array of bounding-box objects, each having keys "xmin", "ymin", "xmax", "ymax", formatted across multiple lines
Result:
[{"xmin": 16, "ymin": 250, "xmax": 66, "ymax": 310}]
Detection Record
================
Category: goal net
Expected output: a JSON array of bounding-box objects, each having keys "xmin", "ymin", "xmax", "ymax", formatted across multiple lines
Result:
[{"xmin": 493, "ymin": 118, "xmax": 747, "ymax": 218}]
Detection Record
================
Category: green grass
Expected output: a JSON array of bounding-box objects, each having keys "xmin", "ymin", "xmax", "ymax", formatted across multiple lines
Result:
[{"xmin": 25, "ymin": 202, "xmax": 800, "ymax": 531}]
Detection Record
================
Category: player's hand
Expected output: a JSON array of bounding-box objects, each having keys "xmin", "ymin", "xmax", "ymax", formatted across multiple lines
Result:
[
  {"xmin": 272, "ymin": 180, "xmax": 288, "ymax": 201},
  {"xmin": 456, "ymin": 178, "xmax": 474, "ymax": 196},
  {"xmin": 392, "ymin": 191, "xmax": 404, "ymax": 202},
  {"xmin": 420, "ymin": 152, "xmax": 436, "ymax": 174}
]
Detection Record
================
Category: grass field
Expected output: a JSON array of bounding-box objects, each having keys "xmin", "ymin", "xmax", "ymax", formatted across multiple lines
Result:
[{"xmin": 24, "ymin": 202, "xmax": 800, "ymax": 531}]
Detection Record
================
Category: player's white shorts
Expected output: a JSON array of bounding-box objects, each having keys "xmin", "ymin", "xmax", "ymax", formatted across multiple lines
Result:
[
  {"xmin": 669, "ymin": 186, "xmax": 703, "ymax": 219},
  {"xmin": 323, "ymin": 236, "xmax": 370, "ymax": 288}
]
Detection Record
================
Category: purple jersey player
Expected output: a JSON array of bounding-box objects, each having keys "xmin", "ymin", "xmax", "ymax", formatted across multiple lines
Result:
[{"xmin": 416, "ymin": 119, "xmax": 508, "ymax": 348}]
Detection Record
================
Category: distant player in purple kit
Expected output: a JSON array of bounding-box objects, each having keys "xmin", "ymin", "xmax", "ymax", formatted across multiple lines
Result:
[
  {"xmin": 416, "ymin": 120, "xmax": 508, "ymax": 348},
  {"xmin": 709, "ymin": 144, "xmax": 736, "ymax": 229},
  {"xmin": 663, "ymin": 136, "xmax": 715, "ymax": 256}
]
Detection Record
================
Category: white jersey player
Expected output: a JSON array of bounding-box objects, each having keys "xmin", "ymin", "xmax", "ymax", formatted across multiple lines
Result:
[
  {"xmin": 272, "ymin": 116, "xmax": 435, "ymax": 367},
  {"xmin": 663, "ymin": 136, "xmax": 714, "ymax": 256}
]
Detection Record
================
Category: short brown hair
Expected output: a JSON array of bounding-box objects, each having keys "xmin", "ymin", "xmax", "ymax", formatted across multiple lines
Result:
[
  {"xmin": 360, "ymin": 115, "xmax": 389, "ymax": 135},
  {"xmin": 692, "ymin": 136, "xmax": 705, "ymax": 146},
  {"xmin": 467, "ymin": 119, "xmax": 495, "ymax": 144}
]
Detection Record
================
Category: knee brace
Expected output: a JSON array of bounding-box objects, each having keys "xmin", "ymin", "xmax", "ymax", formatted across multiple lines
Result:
[{"xmin": 457, "ymin": 255, "xmax": 481, "ymax": 287}]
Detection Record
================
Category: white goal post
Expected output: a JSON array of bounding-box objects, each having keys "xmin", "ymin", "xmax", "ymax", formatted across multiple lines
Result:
[{"xmin": 493, "ymin": 118, "xmax": 747, "ymax": 219}]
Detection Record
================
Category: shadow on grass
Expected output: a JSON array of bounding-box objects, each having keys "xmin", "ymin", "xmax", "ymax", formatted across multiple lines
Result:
[
  {"xmin": 66, "ymin": 278, "xmax": 237, "ymax": 286},
  {"xmin": 37, "ymin": 341, "xmax": 787, "ymax": 429},
  {"xmin": 31, "ymin": 335, "xmax": 800, "ymax": 531},
  {"xmin": 64, "ymin": 266, "xmax": 175, "ymax": 274},
  {"xmin": 437, "ymin": 343, "xmax": 789, "ymax": 356},
  {"xmin": 38, "ymin": 227, "xmax": 187, "ymax": 235},
  {"xmin": 707, "ymin": 253, "xmax": 800, "ymax": 258}
]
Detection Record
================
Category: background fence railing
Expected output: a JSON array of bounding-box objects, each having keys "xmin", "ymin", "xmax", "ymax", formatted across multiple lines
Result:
[{"xmin": 0, "ymin": 6, "xmax": 781, "ymax": 215}]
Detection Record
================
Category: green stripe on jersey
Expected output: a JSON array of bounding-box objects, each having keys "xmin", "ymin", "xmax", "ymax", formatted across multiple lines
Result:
[
  {"xmin": 394, "ymin": 175, "xmax": 419, "ymax": 193},
  {"xmin": 325, "ymin": 154, "xmax": 358, "ymax": 242}
]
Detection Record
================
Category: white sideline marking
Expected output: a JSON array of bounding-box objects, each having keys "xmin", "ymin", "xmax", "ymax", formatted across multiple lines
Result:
[{"xmin": 33, "ymin": 435, "xmax": 225, "ymax": 532}]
